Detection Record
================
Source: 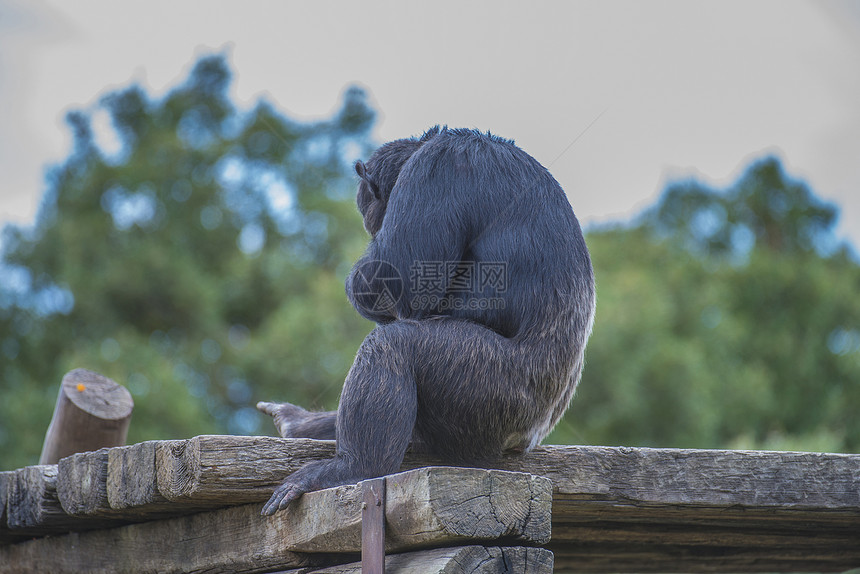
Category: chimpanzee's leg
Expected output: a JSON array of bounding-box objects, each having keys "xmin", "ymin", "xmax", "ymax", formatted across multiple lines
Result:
[
  {"xmin": 261, "ymin": 318, "xmax": 540, "ymax": 515},
  {"xmin": 406, "ymin": 318, "xmax": 532, "ymax": 461},
  {"xmin": 262, "ymin": 322, "xmax": 417, "ymax": 515},
  {"xmin": 256, "ymin": 402, "xmax": 336, "ymax": 440}
]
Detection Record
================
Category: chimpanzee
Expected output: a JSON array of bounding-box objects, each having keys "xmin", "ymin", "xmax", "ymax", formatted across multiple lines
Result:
[{"xmin": 258, "ymin": 126, "xmax": 595, "ymax": 515}]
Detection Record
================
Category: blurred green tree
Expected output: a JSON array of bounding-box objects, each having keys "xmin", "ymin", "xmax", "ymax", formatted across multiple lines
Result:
[
  {"xmin": 550, "ymin": 157, "xmax": 860, "ymax": 453},
  {"xmin": 644, "ymin": 157, "xmax": 839, "ymax": 259},
  {"xmin": 0, "ymin": 55, "xmax": 376, "ymax": 469}
]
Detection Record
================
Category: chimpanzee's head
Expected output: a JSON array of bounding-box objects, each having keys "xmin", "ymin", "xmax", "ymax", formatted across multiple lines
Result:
[{"xmin": 354, "ymin": 126, "xmax": 441, "ymax": 236}]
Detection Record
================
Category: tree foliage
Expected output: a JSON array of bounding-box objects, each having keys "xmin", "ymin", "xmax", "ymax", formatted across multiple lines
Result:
[
  {"xmin": 644, "ymin": 157, "xmax": 840, "ymax": 259},
  {"xmin": 0, "ymin": 56, "xmax": 375, "ymax": 468},
  {"xmin": 549, "ymin": 158, "xmax": 860, "ymax": 453},
  {"xmin": 2, "ymin": 56, "xmax": 859, "ymax": 470}
]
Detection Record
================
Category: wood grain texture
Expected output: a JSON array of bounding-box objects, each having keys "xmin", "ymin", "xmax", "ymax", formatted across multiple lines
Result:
[
  {"xmin": 499, "ymin": 445, "xmax": 860, "ymax": 572},
  {"xmin": 5, "ymin": 464, "xmax": 127, "ymax": 536},
  {"xmin": 383, "ymin": 466, "xmax": 552, "ymax": 549},
  {"xmin": 155, "ymin": 435, "xmax": 336, "ymax": 502},
  {"xmin": 0, "ymin": 467, "xmax": 550, "ymax": 574},
  {"xmin": 147, "ymin": 437, "xmax": 860, "ymax": 513},
  {"xmin": 0, "ymin": 471, "xmax": 27, "ymax": 544},
  {"xmin": 0, "ymin": 502, "xmax": 323, "ymax": 574},
  {"xmin": 106, "ymin": 440, "xmax": 168, "ymax": 509},
  {"xmin": 255, "ymin": 467, "xmax": 550, "ymax": 554},
  {"xmin": 497, "ymin": 445, "xmax": 860, "ymax": 511},
  {"xmin": 57, "ymin": 448, "xmax": 115, "ymax": 517},
  {"xmin": 106, "ymin": 440, "xmax": 206, "ymax": 518},
  {"xmin": 271, "ymin": 546, "xmax": 555, "ymax": 573},
  {"xmin": 6, "ymin": 465, "xmax": 65, "ymax": 533}
]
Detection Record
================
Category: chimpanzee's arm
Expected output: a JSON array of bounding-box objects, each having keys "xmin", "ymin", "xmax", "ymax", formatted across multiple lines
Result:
[{"xmin": 346, "ymin": 155, "xmax": 470, "ymax": 322}]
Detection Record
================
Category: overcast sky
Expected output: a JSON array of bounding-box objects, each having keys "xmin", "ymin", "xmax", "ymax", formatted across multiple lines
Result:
[{"xmin": 2, "ymin": 0, "xmax": 859, "ymax": 251}]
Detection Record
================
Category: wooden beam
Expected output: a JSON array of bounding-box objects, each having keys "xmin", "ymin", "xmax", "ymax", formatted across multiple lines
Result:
[
  {"xmin": 507, "ymin": 446, "xmax": 860, "ymax": 571},
  {"xmin": 507, "ymin": 445, "xmax": 860, "ymax": 511},
  {"xmin": 0, "ymin": 467, "xmax": 551, "ymax": 574},
  {"xmin": 60, "ymin": 442, "xmax": 206, "ymax": 522},
  {"xmin": 276, "ymin": 546, "xmax": 555, "ymax": 573},
  {"xmin": 106, "ymin": 441, "xmax": 162, "ymax": 509},
  {"xmin": 4, "ymin": 465, "xmax": 107, "ymax": 535},
  {"xmin": 106, "ymin": 440, "xmax": 212, "ymax": 518},
  {"xmin": 0, "ymin": 472, "xmax": 27, "ymax": 544},
  {"xmin": 6, "ymin": 465, "xmax": 63, "ymax": 533},
  {"xmin": 549, "ymin": 519, "xmax": 860, "ymax": 573},
  {"xmin": 0, "ymin": 502, "xmax": 320, "ymax": 574},
  {"xmin": 116, "ymin": 437, "xmax": 860, "ymax": 571},
  {"xmin": 154, "ymin": 435, "xmax": 335, "ymax": 503},
  {"xmin": 6, "ymin": 437, "xmax": 860, "ymax": 570},
  {"xmin": 57, "ymin": 448, "xmax": 123, "ymax": 520},
  {"xmin": 146, "ymin": 438, "xmax": 860, "ymax": 514}
]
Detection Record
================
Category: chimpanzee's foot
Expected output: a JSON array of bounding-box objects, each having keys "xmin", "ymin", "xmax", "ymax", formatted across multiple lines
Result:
[
  {"xmin": 261, "ymin": 459, "xmax": 354, "ymax": 515},
  {"xmin": 256, "ymin": 401, "xmax": 308, "ymax": 438},
  {"xmin": 261, "ymin": 477, "xmax": 308, "ymax": 515},
  {"xmin": 256, "ymin": 401, "xmax": 336, "ymax": 440}
]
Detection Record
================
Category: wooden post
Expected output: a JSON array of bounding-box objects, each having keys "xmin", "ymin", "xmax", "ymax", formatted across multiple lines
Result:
[
  {"xmin": 39, "ymin": 369, "xmax": 134, "ymax": 465},
  {"xmin": 361, "ymin": 477, "xmax": 386, "ymax": 574}
]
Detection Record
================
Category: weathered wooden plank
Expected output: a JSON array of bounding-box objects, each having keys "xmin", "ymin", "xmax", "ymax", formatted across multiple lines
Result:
[
  {"xmin": 0, "ymin": 467, "xmax": 550, "ymax": 574},
  {"xmin": 56, "ymin": 448, "xmax": 124, "ymax": 521},
  {"xmin": 106, "ymin": 440, "xmax": 204, "ymax": 518},
  {"xmin": 272, "ymin": 546, "xmax": 555, "ymax": 573},
  {"xmin": 253, "ymin": 466, "xmax": 550, "ymax": 554},
  {"xmin": 0, "ymin": 471, "xmax": 27, "ymax": 544},
  {"xmin": 155, "ymin": 435, "xmax": 337, "ymax": 502},
  {"xmin": 508, "ymin": 446, "xmax": 860, "ymax": 572},
  {"xmin": 500, "ymin": 445, "xmax": 860, "ymax": 511},
  {"xmin": 6, "ymin": 436, "xmax": 860, "ymax": 570},
  {"xmin": 5, "ymin": 462, "xmax": 125, "ymax": 537},
  {"xmin": 550, "ymin": 538, "xmax": 860, "ymax": 573},
  {"xmin": 548, "ymin": 504, "xmax": 860, "ymax": 572},
  {"xmin": 106, "ymin": 440, "xmax": 167, "ymax": 508},
  {"xmin": 144, "ymin": 437, "xmax": 860, "ymax": 572},
  {"xmin": 0, "ymin": 502, "xmax": 324, "ymax": 574},
  {"xmin": 392, "ymin": 466, "xmax": 550, "ymax": 550},
  {"xmin": 5, "ymin": 465, "xmax": 79, "ymax": 534},
  {"xmin": 149, "ymin": 437, "xmax": 860, "ymax": 514}
]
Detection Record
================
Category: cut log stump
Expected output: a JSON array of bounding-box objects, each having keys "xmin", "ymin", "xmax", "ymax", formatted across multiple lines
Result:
[{"xmin": 39, "ymin": 369, "xmax": 133, "ymax": 465}]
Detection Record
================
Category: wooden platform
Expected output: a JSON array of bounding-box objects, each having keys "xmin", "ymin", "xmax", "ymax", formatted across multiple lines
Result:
[{"xmin": 2, "ymin": 436, "xmax": 859, "ymax": 572}]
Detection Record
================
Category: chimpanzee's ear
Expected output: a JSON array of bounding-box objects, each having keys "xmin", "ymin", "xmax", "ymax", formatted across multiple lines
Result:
[
  {"xmin": 355, "ymin": 160, "xmax": 382, "ymax": 201},
  {"xmin": 354, "ymin": 161, "xmax": 367, "ymax": 179}
]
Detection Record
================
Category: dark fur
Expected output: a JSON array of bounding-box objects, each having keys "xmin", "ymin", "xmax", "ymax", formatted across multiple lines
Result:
[{"xmin": 261, "ymin": 127, "xmax": 595, "ymax": 515}]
